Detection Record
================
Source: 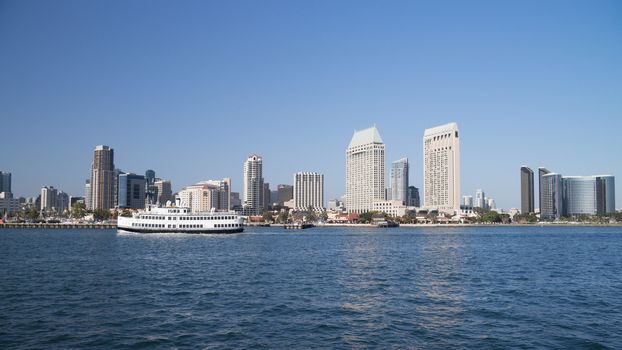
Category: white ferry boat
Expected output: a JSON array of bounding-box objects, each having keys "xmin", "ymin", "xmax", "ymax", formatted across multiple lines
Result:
[{"xmin": 117, "ymin": 205, "xmax": 244, "ymax": 234}]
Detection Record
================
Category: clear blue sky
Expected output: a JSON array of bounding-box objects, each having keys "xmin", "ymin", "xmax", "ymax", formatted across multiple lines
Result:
[{"xmin": 1, "ymin": 0, "xmax": 621, "ymax": 209}]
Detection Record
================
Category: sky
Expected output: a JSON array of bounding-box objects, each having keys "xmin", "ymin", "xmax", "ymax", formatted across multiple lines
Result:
[{"xmin": 1, "ymin": 0, "xmax": 621, "ymax": 209}]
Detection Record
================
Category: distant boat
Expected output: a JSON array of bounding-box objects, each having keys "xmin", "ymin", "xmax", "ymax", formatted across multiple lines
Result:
[
  {"xmin": 376, "ymin": 220, "xmax": 399, "ymax": 228},
  {"xmin": 284, "ymin": 223, "xmax": 314, "ymax": 230},
  {"xmin": 117, "ymin": 206, "xmax": 243, "ymax": 234}
]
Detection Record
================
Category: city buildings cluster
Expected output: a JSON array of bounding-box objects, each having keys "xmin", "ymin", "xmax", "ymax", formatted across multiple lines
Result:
[
  {"xmin": 1, "ymin": 126, "xmax": 618, "ymax": 222},
  {"xmin": 521, "ymin": 166, "xmax": 616, "ymax": 220}
]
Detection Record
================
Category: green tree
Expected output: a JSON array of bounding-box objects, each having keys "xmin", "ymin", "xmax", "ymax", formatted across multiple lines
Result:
[
  {"xmin": 262, "ymin": 211, "xmax": 274, "ymax": 223},
  {"xmin": 25, "ymin": 207, "xmax": 40, "ymax": 221},
  {"xmin": 120, "ymin": 209, "xmax": 133, "ymax": 217},
  {"xmin": 319, "ymin": 211, "xmax": 328, "ymax": 222},
  {"xmin": 71, "ymin": 202, "xmax": 86, "ymax": 219},
  {"xmin": 277, "ymin": 211, "xmax": 290, "ymax": 223},
  {"xmin": 403, "ymin": 210, "xmax": 418, "ymax": 223},
  {"xmin": 92, "ymin": 209, "xmax": 110, "ymax": 222},
  {"xmin": 358, "ymin": 211, "xmax": 379, "ymax": 223},
  {"xmin": 305, "ymin": 206, "xmax": 318, "ymax": 222},
  {"xmin": 482, "ymin": 210, "xmax": 502, "ymax": 223}
]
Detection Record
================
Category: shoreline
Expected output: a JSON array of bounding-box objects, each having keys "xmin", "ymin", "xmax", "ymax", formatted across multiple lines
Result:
[{"xmin": 2, "ymin": 222, "xmax": 622, "ymax": 229}]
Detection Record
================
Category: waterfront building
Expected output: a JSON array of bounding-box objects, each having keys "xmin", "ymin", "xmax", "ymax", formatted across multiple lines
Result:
[
  {"xmin": 520, "ymin": 166, "xmax": 535, "ymax": 213},
  {"xmin": 263, "ymin": 183, "xmax": 271, "ymax": 210},
  {"xmin": 385, "ymin": 188, "xmax": 392, "ymax": 201},
  {"xmin": 540, "ymin": 173, "xmax": 564, "ymax": 220},
  {"xmin": 178, "ymin": 179, "xmax": 231, "ymax": 213},
  {"xmin": 230, "ymin": 192, "xmax": 242, "ymax": 209},
  {"xmin": 145, "ymin": 170, "xmax": 156, "ymax": 205},
  {"xmin": 154, "ymin": 179, "xmax": 173, "ymax": 206},
  {"xmin": 243, "ymin": 155, "xmax": 264, "ymax": 215},
  {"xmin": 563, "ymin": 175, "xmax": 615, "ymax": 216},
  {"xmin": 90, "ymin": 145, "xmax": 115, "ymax": 210},
  {"xmin": 69, "ymin": 196, "xmax": 85, "ymax": 207},
  {"xmin": 56, "ymin": 191, "xmax": 69, "ymax": 213},
  {"xmin": 112, "ymin": 169, "xmax": 124, "ymax": 208},
  {"xmin": 462, "ymin": 195, "xmax": 473, "ymax": 207},
  {"xmin": 373, "ymin": 200, "xmax": 408, "ymax": 217},
  {"xmin": 0, "ymin": 192, "xmax": 20, "ymax": 215},
  {"xmin": 293, "ymin": 172, "xmax": 324, "ymax": 211},
  {"xmin": 408, "ymin": 186, "xmax": 420, "ymax": 207},
  {"xmin": 84, "ymin": 179, "xmax": 92, "ymax": 210},
  {"xmin": 391, "ymin": 158, "xmax": 409, "ymax": 204},
  {"xmin": 538, "ymin": 167, "xmax": 550, "ymax": 213},
  {"xmin": 346, "ymin": 126, "xmax": 385, "ymax": 214},
  {"xmin": 423, "ymin": 122, "xmax": 460, "ymax": 214},
  {"xmin": 40, "ymin": 186, "xmax": 58, "ymax": 213},
  {"xmin": 487, "ymin": 198, "xmax": 497, "ymax": 210},
  {"xmin": 277, "ymin": 184, "xmax": 293, "ymax": 206},
  {"xmin": 475, "ymin": 189, "xmax": 486, "ymax": 209},
  {"xmin": 0, "ymin": 171, "xmax": 11, "ymax": 193},
  {"xmin": 118, "ymin": 173, "xmax": 146, "ymax": 209}
]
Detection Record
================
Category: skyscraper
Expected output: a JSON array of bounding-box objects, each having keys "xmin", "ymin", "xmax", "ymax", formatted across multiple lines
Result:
[
  {"xmin": 563, "ymin": 175, "xmax": 615, "ymax": 216},
  {"xmin": 277, "ymin": 184, "xmax": 293, "ymax": 206},
  {"xmin": 520, "ymin": 166, "xmax": 535, "ymax": 213},
  {"xmin": 475, "ymin": 189, "xmax": 486, "ymax": 209},
  {"xmin": 177, "ymin": 179, "xmax": 231, "ymax": 212},
  {"xmin": 263, "ymin": 183, "xmax": 271, "ymax": 210},
  {"xmin": 293, "ymin": 172, "xmax": 324, "ymax": 211},
  {"xmin": 0, "ymin": 171, "xmax": 11, "ymax": 193},
  {"xmin": 538, "ymin": 167, "xmax": 550, "ymax": 212},
  {"xmin": 391, "ymin": 158, "xmax": 409, "ymax": 204},
  {"xmin": 40, "ymin": 186, "xmax": 58, "ymax": 212},
  {"xmin": 90, "ymin": 145, "xmax": 115, "ymax": 210},
  {"xmin": 118, "ymin": 173, "xmax": 146, "ymax": 209},
  {"xmin": 145, "ymin": 169, "xmax": 156, "ymax": 205},
  {"xmin": 540, "ymin": 173, "xmax": 563, "ymax": 220},
  {"xmin": 408, "ymin": 186, "xmax": 420, "ymax": 207},
  {"xmin": 84, "ymin": 179, "xmax": 92, "ymax": 210},
  {"xmin": 346, "ymin": 126, "xmax": 385, "ymax": 214},
  {"xmin": 154, "ymin": 179, "xmax": 173, "ymax": 206},
  {"xmin": 423, "ymin": 123, "xmax": 460, "ymax": 214},
  {"xmin": 462, "ymin": 195, "xmax": 473, "ymax": 207},
  {"xmin": 243, "ymin": 155, "xmax": 264, "ymax": 215}
]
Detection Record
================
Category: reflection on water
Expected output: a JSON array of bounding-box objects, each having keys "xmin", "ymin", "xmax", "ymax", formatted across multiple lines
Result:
[{"xmin": 1, "ymin": 226, "xmax": 622, "ymax": 349}]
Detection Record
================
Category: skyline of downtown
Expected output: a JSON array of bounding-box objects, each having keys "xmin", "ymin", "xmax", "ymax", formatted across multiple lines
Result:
[{"xmin": 2, "ymin": 1, "xmax": 621, "ymax": 209}]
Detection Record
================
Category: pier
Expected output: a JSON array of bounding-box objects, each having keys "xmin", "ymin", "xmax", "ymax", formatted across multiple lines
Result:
[{"xmin": 0, "ymin": 223, "xmax": 117, "ymax": 229}]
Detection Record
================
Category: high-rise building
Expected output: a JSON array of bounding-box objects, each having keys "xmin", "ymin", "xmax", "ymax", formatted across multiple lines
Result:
[
  {"xmin": 520, "ymin": 166, "xmax": 535, "ymax": 213},
  {"xmin": 243, "ymin": 155, "xmax": 264, "ymax": 215},
  {"xmin": 462, "ymin": 195, "xmax": 473, "ymax": 207},
  {"xmin": 145, "ymin": 170, "xmax": 156, "ymax": 205},
  {"xmin": 487, "ymin": 198, "xmax": 497, "ymax": 210},
  {"xmin": 263, "ymin": 183, "xmax": 271, "ymax": 210},
  {"xmin": 475, "ymin": 189, "xmax": 486, "ymax": 209},
  {"xmin": 540, "ymin": 173, "xmax": 563, "ymax": 220},
  {"xmin": 0, "ymin": 171, "xmax": 11, "ymax": 193},
  {"xmin": 118, "ymin": 173, "xmax": 146, "ymax": 209},
  {"xmin": 154, "ymin": 179, "xmax": 173, "ymax": 206},
  {"xmin": 563, "ymin": 175, "xmax": 615, "ymax": 216},
  {"xmin": 0, "ymin": 192, "xmax": 19, "ymax": 215},
  {"xmin": 423, "ymin": 122, "xmax": 460, "ymax": 214},
  {"xmin": 56, "ymin": 191, "xmax": 69, "ymax": 213},
  {"xmin": 177, "ymin": 179, "xmax": 231, "ymax": 213},
  {"xmin": 408, "ymin": 186, "xmax": 420, "ymax": 207},
  {"xmin": 277, "ymin": 184, "xmax": 293, "ymax": 206},
  {"xmin": 293, "ymin": 172, "xmax": 324, "ymax": 211},
  {"xmin": 230, "ymin": 192, "xmax": 242, "ymax": 209},
  {"xmin": 346, "ymin": 126, "xmax": 385, "ymax": 214},
  {"xmin": 390, "ymin": 158, "xmax": 409, "ymax": 204},
  {"xmin": 538, "ymin": 167, "xmax": 550, "ymax": 212},
  {"xmin": 90, "ymin": 145, "xmax": 115, "ymax": 210},
  {"xmin": 112, "ymin": 169, "xmax": 124, "ymax": 208},
  {"xmin": 40, "ymin": 186, "xmax": 58, "ymax": 212},
  {"xmin": 84, "ymin": 179, "xmax": 92, "ymax": 210}
]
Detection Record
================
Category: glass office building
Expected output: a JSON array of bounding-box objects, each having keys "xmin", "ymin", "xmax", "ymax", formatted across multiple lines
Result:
[
  {"xmin": 118, "ymin": 173, "xmax": 146, "ymax": 209},
  {"xmin": 564, "ymin": 175, "xmax": 615, "ymax": 216},
  {"xmin": 540, "ymin": 173, "xmax": 563, "ymax": 220}
]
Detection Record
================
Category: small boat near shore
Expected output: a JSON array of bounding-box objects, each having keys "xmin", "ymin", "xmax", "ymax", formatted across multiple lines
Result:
[{"xmin": 376, "ymin": 220, "xmax": 400, "ymax": 228}]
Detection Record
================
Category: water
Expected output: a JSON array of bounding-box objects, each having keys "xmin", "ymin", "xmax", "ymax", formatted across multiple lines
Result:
[{"xmin": 1, "ymin": 226, "xmax": 621, "ymax": 349}]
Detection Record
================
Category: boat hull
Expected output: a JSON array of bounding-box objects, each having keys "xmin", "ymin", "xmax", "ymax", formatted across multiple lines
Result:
[{"xmin": 118, "ymin": 227, "xmax": 244, "ymax": 234}]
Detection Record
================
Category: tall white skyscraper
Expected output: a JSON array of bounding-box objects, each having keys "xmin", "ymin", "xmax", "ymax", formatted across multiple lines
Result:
[
  {"xmin": 243, "ymin": 155, "xmax": 264, "ymax": 215},
  {"xmin": 391, "ymin": 158, "xmax": 409, "ymax": 204},
  {"xmin": 346, "ymin": 126, "xmax": 385, "ymax": 214},
  {"xmin": 423, "ymin": 122, "xmax": 460, "ymax": 214},
  {"xmin": 475, "ymin": 189, "xmax": 486, "ymax": 208},
  {"xmin": 293, "ymin": 172, "xmax": 324, "ymax": 211}
]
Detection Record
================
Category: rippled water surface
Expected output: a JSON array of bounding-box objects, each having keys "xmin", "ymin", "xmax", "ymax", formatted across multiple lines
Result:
[{"xmin": 1, "ymin": 226, "xmax": 622, "ymax": 349}]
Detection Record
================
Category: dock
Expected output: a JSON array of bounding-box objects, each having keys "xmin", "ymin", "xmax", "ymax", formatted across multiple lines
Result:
[{"xmin": 0, "ymin": 223, "xmax": 117, "ymax": 229}]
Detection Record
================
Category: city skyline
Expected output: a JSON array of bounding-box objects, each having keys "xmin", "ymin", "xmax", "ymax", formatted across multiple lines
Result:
[{"xmin": 1, "ymin": 1, "xmax": 621, "ymax": 209}]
